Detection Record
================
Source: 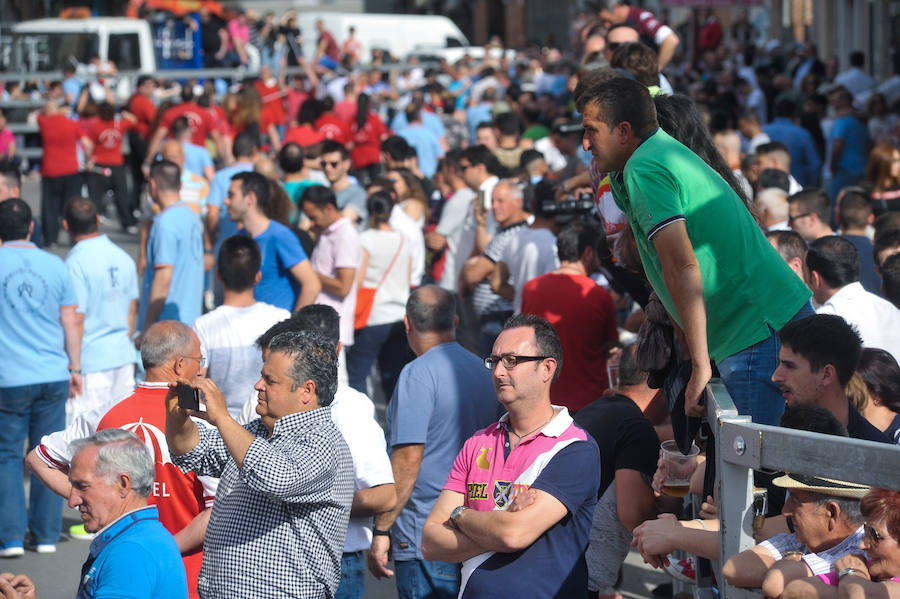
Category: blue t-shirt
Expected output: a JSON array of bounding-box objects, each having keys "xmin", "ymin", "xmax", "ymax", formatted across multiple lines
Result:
[
  {"xmin": 182, "ymin": 141, "xmax": 213, "ymax": 178},
  {"xmin": 460, "ymin": 439, "xmax": 601, "ymax": 598},
  {"xmin": 76, "ymin": 506, "xmax": 188, "ymax": 599},
  {"xmin": 387, "ymin": 342, "xmax": 498, "ymax": 560},
  {"xmin": 466, "ymin": 104, "xmax": 493, "ymax": 143},
  {"xmin": 139, "ymin": 202, "xmax": 204, "ymax": 328},
  {"xmin": 245, "ymin": 220, "xmax": 309, "ymax": 311},
  {"xmin": 390, "ymin": 110, "xmax": 446, "ymax": 141},
  {"xmin": 208, "ymin": 161, "xmax": 255, "ymax": 243},
  {"xmin": 0, "ymin": 242, "xmax": 76, "ymax": 387},
  {"xmin": 763, "ymin": 118, "xmax": 822, "ymax": 187},
  {"xmin": 67, "ymin": 235, "xmax": 139, "ymax": 373},
  {"xmin": 840, "ymin": 234, "xmax": 882, "ymax": 295},
  {"xmin": 829, "ymin": 115, "xmax": 869, "ymax": 175},
  {"xmin": 397, "ymin": 124, "xmax": 443, "ymax": 178}
]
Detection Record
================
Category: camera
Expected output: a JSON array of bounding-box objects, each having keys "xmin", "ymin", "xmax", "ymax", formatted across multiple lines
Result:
[{"xmin": 540, "ymin": 192, "xmax": 595, "ymax": 217}]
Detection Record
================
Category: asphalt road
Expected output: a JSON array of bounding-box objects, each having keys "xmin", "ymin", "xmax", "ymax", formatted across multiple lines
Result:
[{"xmin": 8, "ymin": 178, "xmax": 672, "ymax": 599}]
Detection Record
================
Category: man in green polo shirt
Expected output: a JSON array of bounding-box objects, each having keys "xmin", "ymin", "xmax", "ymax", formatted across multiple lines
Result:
[{"xmin": 577, "ymin": 77, "xmax": 812, "ymax": 426}]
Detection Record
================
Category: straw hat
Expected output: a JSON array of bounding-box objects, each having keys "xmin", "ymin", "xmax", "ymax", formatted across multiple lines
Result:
[{"xmin": 773, "ymin": 473, "xmax": 870, "ymax": 499}]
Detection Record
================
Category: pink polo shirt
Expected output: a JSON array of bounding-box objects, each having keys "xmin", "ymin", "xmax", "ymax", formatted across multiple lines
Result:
[{"xmin": 445, "ymin": 407, "xmax": 590, "ymax": 510}]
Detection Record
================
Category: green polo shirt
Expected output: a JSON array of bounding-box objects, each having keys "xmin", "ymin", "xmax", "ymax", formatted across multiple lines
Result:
[{"xmin": 610, "ymin": 128, "xmax": 811, "ymax": 362}]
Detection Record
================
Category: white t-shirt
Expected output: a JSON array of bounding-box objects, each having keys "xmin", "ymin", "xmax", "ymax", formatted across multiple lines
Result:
[
  {"xmin": 436, "ymin": 187, "xmax": 476, "ymax": 292},
  {"xmin": 500, "ymin": 226, "xmax": 559, "ymax": 313},
  {"xmin": 193, "ymin": 302, "xmax": 291, "ymax": 417},
  {"xmin": 817, "ymin": 282, "xmax": 900, "ymax": 363},
  {"xmin": 389, "ymin": 205, "xmax": 426, "ymax": 287},
  {"xmin": 330, "ymin": 385, "xmax": 395, "ymax": 553},
  {"xmin": 359, "ymin": 229, "xmax": 411, "ymax": 327}
]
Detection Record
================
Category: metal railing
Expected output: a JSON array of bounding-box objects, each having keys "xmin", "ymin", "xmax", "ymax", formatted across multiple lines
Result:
[{"xmin": 704, "ymin": 380, "xmax": 900, "ymax": 599}]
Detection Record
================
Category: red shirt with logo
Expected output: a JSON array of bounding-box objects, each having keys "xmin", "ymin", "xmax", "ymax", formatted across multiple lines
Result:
[
  {"xmin": 160, "ymin": 102, "xmax": 216, "ymax": 146},
  {"xmin": 315, "ymin": 113, "xmax": 351, "ymax": 145},
  {"xmin": 88, "ymin": 117, "xmax": 135, "ymax": 166},
  {"xmin": 95, "ymin": 383, "xmax": 215, "ymax": 598}
]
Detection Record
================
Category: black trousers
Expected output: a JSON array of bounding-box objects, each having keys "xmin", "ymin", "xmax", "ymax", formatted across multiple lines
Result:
[
  {"xmin": 40, "ymin": 173, "xmax": 82, "ymax": 245},
  {"xmin": 87, "ymin": 164, "xmax": 134, "ymax": 229},
  {"xmin": 127, "ymin": 131, "xmax": 149, "ymax": 215}
]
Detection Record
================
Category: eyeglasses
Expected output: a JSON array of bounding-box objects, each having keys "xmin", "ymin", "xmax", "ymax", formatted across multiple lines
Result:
[
  {"xmin": 460, "ymin": 163, "xmax": 474, "ymax": 171},
  {"xmin": 788, "ymin": 212, "xmax": 812, "ymax": 224},
  {"xmin": 182, "ymin": 354, "xmax": 208, "ymax": 368},
  {"xmin": 864, "ymin": 522, "xmax": 884, "ymax": 545},
  {"xmin": 484, "ymin": 354, "xmax": 550, "ymax": 370},
  {"xmin": 323, "ymin": 161, "xmax": 342, "ymax": 168}
]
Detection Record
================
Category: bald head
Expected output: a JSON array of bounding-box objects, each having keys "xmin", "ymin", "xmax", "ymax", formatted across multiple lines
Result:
[
  {"xmin": 254, "ymin": 157, "xmax": 278, "ymax": 180},
  {"xmin": 140, "ymin": 321, "xmax": 197, "ymax": 369},
  {"xmin": 161, "ymin": 140, "xmax": 184, "ymax": 168},
  {"xmin": 406, "ymin": 285, "xmax": 456, "ymax": 334}
]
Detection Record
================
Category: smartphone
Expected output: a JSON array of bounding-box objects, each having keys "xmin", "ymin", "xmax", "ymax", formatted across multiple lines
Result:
[{"xmin": 176, "ymin": 383, "xmax": 200, "ymax": 411}]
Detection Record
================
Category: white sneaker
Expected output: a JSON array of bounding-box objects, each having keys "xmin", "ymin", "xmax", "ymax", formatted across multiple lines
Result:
[
  {"xmin": 35, "ymin": 544, "xmax": 56, "ymax": 554},
  {"xmin": 0, "ymin": 546, "xmax": 24, "ymax": 558}
]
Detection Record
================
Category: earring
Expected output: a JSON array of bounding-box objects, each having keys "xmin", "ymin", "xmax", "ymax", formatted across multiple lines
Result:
[{"xmin": 873, "ymin": 399, "xmax": 880, "ymax": 406}]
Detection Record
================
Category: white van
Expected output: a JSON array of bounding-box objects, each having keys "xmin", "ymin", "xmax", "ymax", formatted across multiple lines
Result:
[
  {"xmin": 9, "ymin": 18, "xmax": 157, "ymax": 75},
  {"xmin": 294, "ymin": 12, "xmax": 469, "ymax": 64}
]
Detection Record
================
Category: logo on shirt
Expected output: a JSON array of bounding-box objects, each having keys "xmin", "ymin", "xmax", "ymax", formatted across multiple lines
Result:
[
  {"xmin": 467, "ymin": 482, "xmax": 489, "ymax": 501},
  {"xmin": 476, "ymin": 447, "xmax": 491, "ymax": 470},
  {"xmin": 108, "ymin": 266, "xmax": 119, "ymax": 288},
  {"xmin": 2, "ymin": 267, "xmax": 49, "ymax": 313},
  {"xmin": 492, "ymin": 481, "xmax": 530, "ymax": 509}
]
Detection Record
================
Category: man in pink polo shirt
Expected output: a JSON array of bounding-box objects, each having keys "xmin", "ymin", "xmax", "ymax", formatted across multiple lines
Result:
[{"xmin": 422, "ymin": 314, "xmax": 601, "ymax": 598}]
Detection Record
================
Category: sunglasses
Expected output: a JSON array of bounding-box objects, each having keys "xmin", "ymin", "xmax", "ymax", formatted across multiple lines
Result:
[
  {"xmin": 323, "ymin": 160, "xmax": 342, "ymax": 168},
  {"xmin": 788, "ymin": 212, "xmax": 812, "ymax": 224},
  {"xmin": 865, "ymin": 523, "xmax": 884, "ymax": 545},
  {"xmin": 607, "ymin": 42, "xmax": 623, "ymax": 51}
]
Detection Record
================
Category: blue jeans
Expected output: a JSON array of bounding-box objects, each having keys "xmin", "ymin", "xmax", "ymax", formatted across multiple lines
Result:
[
  {"xmin": 716, "ymin": 302, "xmax": 815, "ymax": 426},
  {"xmin": 0, "ymin": 380, "xmax": 68, "ymax": 548},
  {"xmin": 335, "ymin": 551, "xmax": 366, "ymax": 599},
  {"xmin": 395, "ymin": 559, "xmax": 460, "ymax": 599},
  {"xmin": 346, "ymin": 321, "xmax": 409, "ymax": 400}
]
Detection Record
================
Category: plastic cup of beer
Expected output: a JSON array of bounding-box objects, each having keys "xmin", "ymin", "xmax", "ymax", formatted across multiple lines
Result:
[
  {"xmin": 660, "ymin": 440, "xmax": 700, "ymax": 498},
  {"xmin": 607, "ymin": 362, "xmax": 620, "ymax": 390}
]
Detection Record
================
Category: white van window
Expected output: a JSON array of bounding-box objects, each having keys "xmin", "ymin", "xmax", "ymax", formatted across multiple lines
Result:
[
  {"xmin": 9, "ymin": 32, "xmax": 100, "ymax": 72},
  {"xmin": 108, "ymin": 33, "xmax": 141, "ymax": 70},
  {"xmin": 446, "ymin": 37, "xmax": 465, "ymax": 48}
]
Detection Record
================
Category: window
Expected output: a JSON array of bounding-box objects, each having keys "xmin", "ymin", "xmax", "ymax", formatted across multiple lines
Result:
[{"xmin": 108, "ymin": 33, "xmax": 141, "ymax": 70}]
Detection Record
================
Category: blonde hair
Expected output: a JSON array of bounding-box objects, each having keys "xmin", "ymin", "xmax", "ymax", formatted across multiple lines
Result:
[{"xmin": 846, "ymin": 372, "xmax": 870, "ymax": 412}]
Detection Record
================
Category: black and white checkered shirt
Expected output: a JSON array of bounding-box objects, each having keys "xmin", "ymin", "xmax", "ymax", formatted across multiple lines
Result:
[{"xmin": 173, "ymin": 407, "xmax": 355, "ymax": 599}]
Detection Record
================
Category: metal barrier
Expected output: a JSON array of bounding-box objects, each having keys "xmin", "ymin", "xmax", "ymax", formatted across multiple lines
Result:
[{"xmin": 704, "ymin": 379, "xmax": 900, "ymax": 599}]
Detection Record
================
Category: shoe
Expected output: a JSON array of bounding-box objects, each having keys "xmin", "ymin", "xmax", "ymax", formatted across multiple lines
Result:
[
  {"xmin": 35, "ymin": 544, "xmax": 56, "ymax": 554},
  {"xmin": 664, "ymin": 556, "xmax": 696, "ymax": 584},
  {"xmin": 69, "ymin": 523, "xmax": 96, "ymax": 540},
  {"xmin": 0, "ymin": 546, "xmax": 24, "ymax": 558},
  {"xmin": 651, "ymin": 582, "xmax": 673, "ymax": 597}
]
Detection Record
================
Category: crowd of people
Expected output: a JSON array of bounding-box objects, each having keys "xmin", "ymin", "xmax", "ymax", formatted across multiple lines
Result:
[{"xmin": 2, "ymin": 2, "xmax": 900, "ymax": 598}]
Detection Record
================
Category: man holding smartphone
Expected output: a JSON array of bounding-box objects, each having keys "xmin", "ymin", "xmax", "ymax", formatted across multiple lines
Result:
[{"xmin": 166, "ymin": 329, "xmax": 355, "ymax": 599}]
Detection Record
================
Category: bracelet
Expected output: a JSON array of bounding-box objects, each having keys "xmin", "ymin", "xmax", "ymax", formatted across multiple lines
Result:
[
  {"xmin": 372, "ymin": 528, "xmax": 390, "ymax": 537},
  {"xmin": 693, "ymin": 518, "xmax": 708, "ymax": 531},
  {"xmin": 68, "ymin": 367, "xmax": 83, "ymax": 374},
  {"xmin": 782, "ymin": 551, "xmax": 804, "ymax": 561}
]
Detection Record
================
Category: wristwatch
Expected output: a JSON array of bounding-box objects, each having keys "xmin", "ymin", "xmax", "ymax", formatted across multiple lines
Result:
[
  {"xmin": 372, "ymin": 528, "xmax": 390, "ymax": 537},
  {"xmin": 838, "ymin": 567, "xmax": 864, "ymax": 580},
  {"xmin": 449, "ymin": 505, "xmax": 469, "ymax": 529}
]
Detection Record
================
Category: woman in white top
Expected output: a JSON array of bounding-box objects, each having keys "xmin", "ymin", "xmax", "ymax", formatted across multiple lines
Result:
[
  {"xmin": 386, "ymin": 167, "xmax": 428, "ymax": 228},
  {"xmin": 346, "ymin": 190, "xmax": 413, "ymax": 399}
]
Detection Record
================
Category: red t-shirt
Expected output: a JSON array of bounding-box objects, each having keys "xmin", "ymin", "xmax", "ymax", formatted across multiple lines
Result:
[
  {"xmin": 315, "ymin": 113, "xmax": 351, "ymax": 145},
  {"xmin": 254, "ymin": 80, "xmax": 286, "ymax": 126},
  {"xmin": 160, "ymin": 102, "xmax": 215, "ymax": 146},
  {"xmin": 283, "ymin": 124, "xmax": 325, "ymax": 148},
  {"xmin": 95, "ymin": 383, "xmax": 214, "ymax": 599},
  {"xmin": 38, "ymin": 114, "xmax": 82, "ymax": 177},
  {"xmin": 88, "ymin": 117, "xmax": 135, "ymax": 166},
  {"xmin": 128, "ymin": 93, "xmax": 157, "ymax": 138},
  {"xmin": 521, "ymin": 272, "xmax": 619, "ymax": 412},
  {"xmin": 334, "ymin": 100, "xmax": 357, "ymax": 125},
  {"xmin": 350, "ymin": 113, "xmax": 387, "ymax": 168}
]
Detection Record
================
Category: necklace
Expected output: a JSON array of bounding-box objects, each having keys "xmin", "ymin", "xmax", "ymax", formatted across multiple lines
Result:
[{"xmin": 509, "ymin": 411, "xmax": 555, "ymax": 442}]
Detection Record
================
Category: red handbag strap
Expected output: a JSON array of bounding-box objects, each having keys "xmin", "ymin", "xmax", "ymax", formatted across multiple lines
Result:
[{"xmin": 373, "ymin": 235, "xmax": 404, "ymax": 290}]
